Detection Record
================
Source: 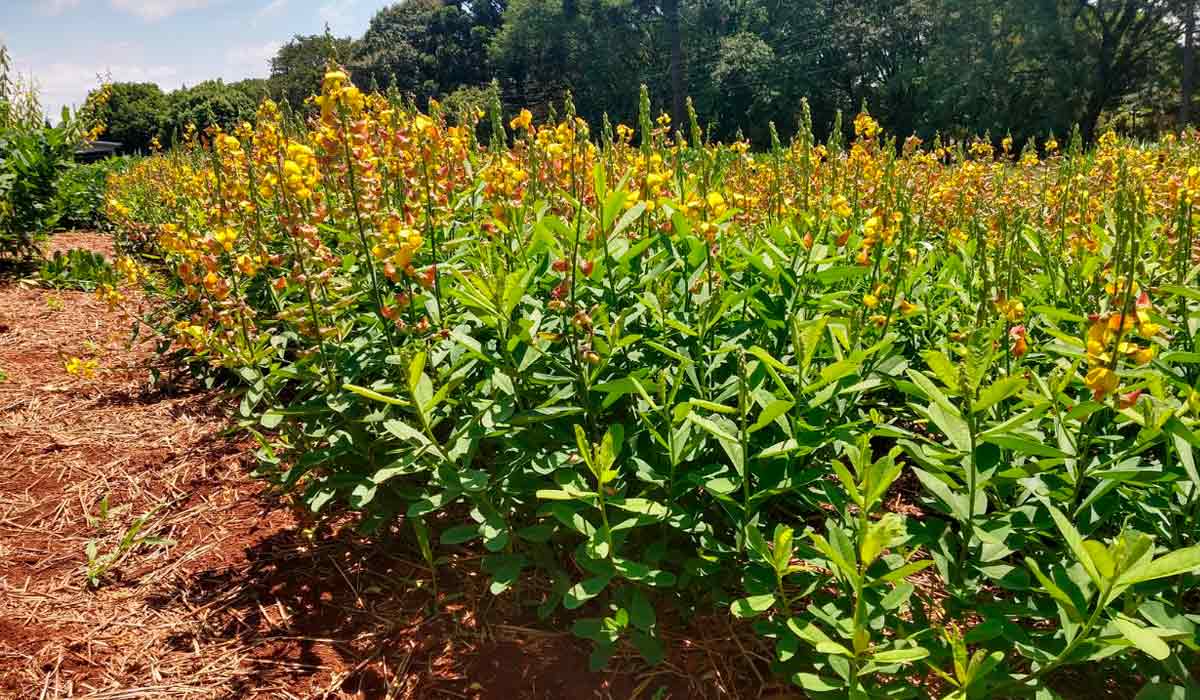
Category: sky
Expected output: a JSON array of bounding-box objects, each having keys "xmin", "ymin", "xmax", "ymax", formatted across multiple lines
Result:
[{"xmin": 0, "ymin": 0, "xmax": 391, "ymax": 117}]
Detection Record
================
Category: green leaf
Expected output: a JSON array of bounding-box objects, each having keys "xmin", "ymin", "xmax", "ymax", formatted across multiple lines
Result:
[
  {"xmin": 983, "ymin": 434, "xmax": 1068, "ymax": 458},
  {"xmin": 906, "ymin": 368, "xmax": 963, "ymax": 418},
  {"xmin": 794, "ymin": 673, "xmax": 843, "ymax": 692},
  {"xmin": 831, "ymin": 459, "xmax": 861, "ymax": 505},
  {"xmin": 260, "ymin": 410, "xmax": 285, "ymax": 428},
  {"xmin": 860, "ymin": 514, "xmax": 904, "ymax": 566},
  {"xmin": 972, "ymin": 376, "xmax": 1026, "ymax": 414},
  {"xmin": 501, "ymin": 267, "xmax": 533, "ymax": 317},
  {"xmin": 610, "ymin": 497, "xmax": 668, "ymax": 519},
  {"xmin": 871, "ymin": 646, "xmax": 930, "ymax": 664},
  {"xmin": 772, "ymin": 525, "xmax": 795, "ymax": 573},
  {"xmin": 750, "ymin": 399, "xmax": 794, "ymax": 433},
  {"xmin": 1121, "ymin": 544, "xmax": 1200, "ymax": 584},
  {"xmin": 730, "ymin": 593, "xmax": 776, "ymax": 618},
  {"xmin": 922, "ymin": 351, "xmax": 960, "ymax": 391},
  {"xmin": 689, "ymin": 398, "xmax": 737, "ymax": 414},
  {"xmin": 683, "ymin": 411, "xmax": 738, "ymax": 445},
  {"xmin": 564, "ymin": 575, "xmax": 612, "ymax": 609},
  {"xmin": 441, "ymin": 523, "xmax": 481, "ymax": 545},
  {"xmin": 815, "ymin": 640, "xmax": 854, "ymax": 657},
  {"xmin": 1083, "ymin": 540, "xmax": 1115, "ymax": 580},
  {"xmin": 810, "ymin": 532, "xmax": 858, "ymax": 582},
  {"xmin": 864, "ymin": 454, "xmax": 904, "ymax": 510},
  {"xmin": 748, "ymin": 344, "xmax": 797, "ymax": 375},
  {"xmin": 631, "ymin": 629, "xmax": 665, "ymax": 665},
  {"xmin": 383, "ymin": 419, "xmax": 432, "ymax": 447},
  {"xmin": 1027, "ymin": 560, "xmax": 1081, "ymax": 621},
  {"xmin": 509, "ymin": 406, "xmax": 585, "ymax": 425},
  {"xmin": 408, "ymin": 351, "xmax": 427, "ymax": 395},
  {"xmin": 1048, "ymin": 506, "xmax": 1102, "ymax": 586},
  {"xmin": 1134, "ymin": 684, "xmax": 1200, "ymax": 700},
  {"xmin": 926, "ymin": 402, "xmax": 972, "ymax": 452},
  {"xmin": 344, "ymin": 383, "xmax": 410, "ymax": 407},
  {"xmin": 911, "ymin": 467, "xmax": 967, "ymax": 521},
  {"xmin": 797, "ymin": 317, "xmax": 829, "ymax": 375},
  {"xmin": 628, "ymin": 589, "xmax": 656, "ymax": 631},
  {"xmin": 612, "ymin": 200, "xmax": 646, "ymax": 237},
  {"xmin": 1114, "ymin": 616, "xmax": 1171, "ymax": 660},
  {"xmin": 875, "ymin": 560, "xmax": 933, "ymax": 583}
]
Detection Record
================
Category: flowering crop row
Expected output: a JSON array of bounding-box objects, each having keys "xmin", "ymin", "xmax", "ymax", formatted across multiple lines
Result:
[{"xmin": 103, "ymin": 67, "xmax": 1200, "ymax": 696}]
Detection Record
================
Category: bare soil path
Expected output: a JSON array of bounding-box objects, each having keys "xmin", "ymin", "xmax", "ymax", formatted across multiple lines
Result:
[{"xmin": 0, "ymin": 232, "xmax": 748, "ymax": 699}]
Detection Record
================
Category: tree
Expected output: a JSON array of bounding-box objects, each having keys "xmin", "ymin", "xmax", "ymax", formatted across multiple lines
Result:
[
  {"xmin": 164, "ymin": 80, "xmax": 258, "ymax": 142},
  {"xmin": 491, "ymin": 0, "xmax": 661, "ymax": 126},
  {"xmin": 350, "ymin": 0, "xmax": 501, "ymax": 101},
  {"xmin": 87, "ymin": 82, "xmax": 167, "ymax": 153},
  {"xmin": 1066, "ymin": 0, "xmax": 1182, "ymax": 140},
  {"xmin": 269, "ymin": 33, "xmax": 356, "ymax": 111},
  {"xmin": 1184, "ymin": 0, "xmax": 1195, "ymax": 126},
  {"xmin": 230, "ymin": 78, "xmax": 272, "ymax": 107}
]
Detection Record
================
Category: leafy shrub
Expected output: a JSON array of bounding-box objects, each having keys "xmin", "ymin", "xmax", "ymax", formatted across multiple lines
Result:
[
  {"xmin": 0, "ymin": 125, "xmax": 75, "ymax": 257},
  {"xmin": 37, "ymin": 248, "xmax": 118, "ymax": 291},
  {"xmin": 105, "ymin": 75, "xmax": 1200, "ymax": 697},
  {"xmin": 54, "ymin": 157, "xmax": 130, "ymax": 231}
]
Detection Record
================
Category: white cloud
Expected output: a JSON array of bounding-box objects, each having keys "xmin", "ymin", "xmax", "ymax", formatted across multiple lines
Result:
[
  {"xmin": 20, "ymin": 55, "xmax": 183, "ymax": 116},
  {"xmin": 318, "ymin": 0, "xmax": 359, "ymax": 33},
  {"xmin": 39, "ymin": 0, "xmax": 82, "ymax": 16},
  {"xmin": 225, "ymin": 40, "xmax": 280, "ymax": 75},
  {"xmin": 257, "ymin": 0, "xmax": 289, "ymax": 18},
  {"xmin": 108, "ymin": 0, "xmax": 211, "ymax": 22}
]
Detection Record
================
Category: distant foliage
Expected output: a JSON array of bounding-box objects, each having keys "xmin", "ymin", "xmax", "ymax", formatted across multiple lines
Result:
[
  {"xmin": 37, "ymin": 248, "xmax": 117, "ymax": 291},
  {"xmin": 1, "ymin": 41, "xmax": 113, "ymax": 258},
  {"xmin": 55, "ymin": 157, "xmax": 130, "ymax": 230},
  {"xmin": 0, "ymin": 125, "xmax": 75, "ymax": 255},
  {"xmin": 74, "ymin": 0, "xmax": 1198, "ymax": 151},
  {"xmin": 91, "ymin": 82, "xmax": 168, "ymax": 154}
]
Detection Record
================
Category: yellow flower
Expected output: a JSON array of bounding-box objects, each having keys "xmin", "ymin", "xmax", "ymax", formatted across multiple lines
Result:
[
  {"xmin": 65, "ymin": 356, "xmax": 98, "ymax": 379},
  {"xmin": 1085, "ymin": 366, "xmax": 1119, "ymax": 399},
  {"xmin": 706, "ymin": 191, "xmax": 727, "ymax": 217},
  {"xmin": 412, "ymin": 114, "xmax": 435, "ymax": 136},
  {"xmin": 831, "ymin": 194, "xmax": 852, "ymax": 218},
  {"xmin": 510, "ymin": 109, "xmax": 533, "ymax": 131}
]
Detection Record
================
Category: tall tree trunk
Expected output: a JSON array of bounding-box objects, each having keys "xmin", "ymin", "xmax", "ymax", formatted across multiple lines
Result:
[
  {"xmin": 1184, "ymin": 0, "xmax": 1196, "ymax": 126},
  {"xmin": 665, "ymin": 0, "xmax": 685, "ymax": 129}
]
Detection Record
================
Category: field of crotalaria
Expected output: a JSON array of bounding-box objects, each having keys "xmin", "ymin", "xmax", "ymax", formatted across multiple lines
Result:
[{"xmin": 103, "ymin": 67, "xmax": 1200, "ymax": 697}]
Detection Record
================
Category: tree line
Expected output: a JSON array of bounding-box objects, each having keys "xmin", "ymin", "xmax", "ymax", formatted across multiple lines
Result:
[{"xmin": 91, "ymin": 0, "xmax": 1198, "ymax": 153}]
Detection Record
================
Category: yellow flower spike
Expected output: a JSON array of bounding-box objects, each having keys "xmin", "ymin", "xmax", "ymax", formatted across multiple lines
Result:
[
  {"xmin": 853, "ymin": 112, "xmax": 880, "ymax": 139},
  {"xmin": 863, "ymin": 293, "xmax": 879, "ymax": 309}
]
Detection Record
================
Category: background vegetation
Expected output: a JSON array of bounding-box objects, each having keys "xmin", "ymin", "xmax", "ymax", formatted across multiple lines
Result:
[
  {"xmin": 86, "ymin": 0, "xmax": 1200, "ymax": 152},
  {"xmin": 0, "ymin": 45, "xmax": 110, "ymax": 258}
]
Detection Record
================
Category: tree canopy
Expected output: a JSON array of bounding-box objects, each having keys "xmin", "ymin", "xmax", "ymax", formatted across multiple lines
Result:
[{"xmin": 91, "ymin": 0, "xmax": 1198, "ymax": 149}]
